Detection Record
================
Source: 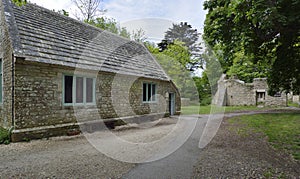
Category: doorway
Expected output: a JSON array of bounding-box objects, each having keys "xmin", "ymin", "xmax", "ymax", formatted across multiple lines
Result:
[{"xmin": 169, "ymin": 93, "xmax": 175, "ymax": 115}]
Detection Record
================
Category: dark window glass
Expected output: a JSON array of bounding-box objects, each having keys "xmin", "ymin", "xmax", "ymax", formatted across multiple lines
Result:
[
  {"xmin": 76, "ymin": 77, "xmax": 84, "ymax": 103},
  {"xmin": 86, "ymin": 78, "xmax": 93, "ymax": 103},
  {"xmin": 64, "ymin": 76, "xmax": 73, "ymax": 103},
  {"xmin": 143, "ymin": 83, "xmax": 147, "ymax": 101},
  {"xmin": 152, "ymin": 84, "xmax": 156, "ymax": 101},
  {"xmin": 148, "ymin": 84, "xmax": 152, "ymax": 101}
]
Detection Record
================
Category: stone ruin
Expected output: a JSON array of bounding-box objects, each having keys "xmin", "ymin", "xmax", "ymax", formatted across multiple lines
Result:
[{"xmin": 212, "ymin": 75, "xmax": 287, "ymax": 107}]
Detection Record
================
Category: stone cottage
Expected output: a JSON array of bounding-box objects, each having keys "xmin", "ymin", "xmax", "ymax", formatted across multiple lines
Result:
[
  {"xmin": 213, "ymin": 75, "xmax": 287, "ymax": 106},
  {"xmin": 0, "ymin": 0, "xmax": 181, "ymax": 141}
]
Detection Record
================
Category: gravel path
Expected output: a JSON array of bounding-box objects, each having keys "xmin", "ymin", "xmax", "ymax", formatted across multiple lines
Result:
[
  {"xmin": 0, "ymin": 136, "xmax": 135, "ymax": 178},
  {"xmin": 0, "ymin": 110, "xmax": 299, "ymax": 178}
]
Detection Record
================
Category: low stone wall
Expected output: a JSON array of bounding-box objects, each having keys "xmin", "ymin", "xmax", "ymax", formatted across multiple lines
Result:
[
  {"xmin": 292, "ymin": 95, "xmax": 299, "ymax": 102},
  {"xmin": 265, "ymin": 95, "xmax": 287, "ymax": 106}
]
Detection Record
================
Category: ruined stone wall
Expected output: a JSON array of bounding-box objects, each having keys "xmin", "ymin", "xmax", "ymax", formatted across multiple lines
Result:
[
  {"xmin": 214, "ymin": 75, "xmax": 287, "ymax": 107},
  {"xmin": 265, "ymin": 95, "xmax": 286, "ymax": 106},
  {"xmin": 293, "ymin": 95, "xmax": 299, "ymax": 102},
  {"xmin": 14, "ymin": 60, "xmax": 179, "ymax": 130},
  {"xmin": 253, "ymin": 78, "xmax": 286, "ymax": 106},
  {"xmin": 0, "ymin": 1, "xmax": 13, "ymax": 129},
  {"xmin": 253, "ymin": 78, "xmax": 268, "ymax": 90},
  {"xmin": 225, "ymin": 80, "xmax": 255, "ymax": 106}
]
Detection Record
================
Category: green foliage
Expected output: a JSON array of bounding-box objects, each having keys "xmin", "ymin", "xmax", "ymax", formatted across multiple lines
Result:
[
  {"xmin": 227, "ymin": 51, "xmax": 269, "ymax": 83},
  {"xmin": 203, "ymin": 0, "xmax": 300, "ymax": 93},
  {"xmin": 57, "ymin": 9, "xmax": 69, "ymax": 17},
  {"xmin": 193, "ymin": 73, "xmax": 212, "ymax": 105},
  {"xmin": 144, "ymin": 42, "xmax": 160, "ymax": 54},
  {"xmin": 158, "ymin": 22, "xmax": 202, "ymax": 71},
  {"xmin": 231, "ymin": 113, "xmax": 300, "ymax": 160},
  {"xmin": 161, "ymin": 40, "xmax": 192, "ymax": 68},
  {"xmin": 86, "ymin": 17, "xmax": 131, "ymax": 39},
  {"xmin": 154, "ymin": 52, "xmax": 198, "ymax": 100},
  {"xmin": 12, "ymin": 0, "xmax": 26, "ymax": 6},
  {"xmin": 0, "ymin": 127, "xmax": 10, "ymax": 145}
]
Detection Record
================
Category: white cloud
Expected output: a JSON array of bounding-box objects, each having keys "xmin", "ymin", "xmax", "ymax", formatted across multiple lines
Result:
[
  {"xmin": 28, "ymin": 0, "xmax": 207, "ymax": 41},
  {"xmin": 29, "ymin": 0, "xmax": 73, "ymax": 11}
]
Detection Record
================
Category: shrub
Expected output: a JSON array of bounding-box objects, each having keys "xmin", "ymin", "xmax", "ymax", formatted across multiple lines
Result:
[
  {"xmin": 0, "ymin": 127, "xmax": 11, "ymax": 145},
  {"xmin": 200, "ymin": 97, "xmax": 212, "ymax": 106}
]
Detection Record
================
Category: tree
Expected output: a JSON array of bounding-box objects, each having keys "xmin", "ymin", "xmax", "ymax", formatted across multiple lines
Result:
[
  {"xmin": 158, "ymin": 22, "xmax": 202, "ymax": 71},
  {"xmin": 146, "ymin": 41, "xmax": 198, "ymax": 100},
  {"xmin": 131, "ymin": 28, "xmax": 147, "ymax": 43},
  {"xmin": 193, "ymin": 73, "xmax": 212, "ymax": 105},
  {"xmin": 86, "ymin": 17, "xmax": 131, "ymax": 39},
  {"xmin": 12, "ymin": 0, "xmax": 26, "ymax": 6},
  {"xmin": 53, "ymin": 9, "xmax": 69, "ymax": 17},
  {"xmin": 72, "ymin": 0, "xmax": 105, "ymax": 21},
  {"xmin": 161, "ymin": 40, "xmax": 192, "ymax": 68},
  {"xmin": 203, "ymin": 0, "xmax": 300, "ymax": 94}
]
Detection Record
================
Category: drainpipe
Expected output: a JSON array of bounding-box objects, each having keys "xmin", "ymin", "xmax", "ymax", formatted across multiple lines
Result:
[{"xmin": 11, "ymin": 54, "xmax": 15, "ymax": 128}]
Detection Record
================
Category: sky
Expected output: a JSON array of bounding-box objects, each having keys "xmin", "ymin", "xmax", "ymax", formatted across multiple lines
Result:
[{"xmin": 29, "ymin": 0, "xmax": 207, "ymax": 42}]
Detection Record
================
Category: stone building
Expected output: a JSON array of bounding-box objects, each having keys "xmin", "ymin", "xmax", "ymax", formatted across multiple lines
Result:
[
  {"xmin": 213, "ymin": 75, "xmax": 287, "ymax": 107},
  {"xmin": 0, "ymin": 0, "xmax": 181, "ymax": 141}
]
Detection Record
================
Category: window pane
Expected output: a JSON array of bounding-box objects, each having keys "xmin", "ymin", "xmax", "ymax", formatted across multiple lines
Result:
[
  {"xmin": 148, "ymin": 84, "xmax": 152, "ymax": 101},
  {"xmin": 76, "ymin": 77, "xmax": 84, "ymax": 103},
  {"xmin": 86, "ymin": 78, "xmax": 93, "ymax": 103},
  {"xmin": 143, "ymin": 83, "xmax": 147, "ymax": 101},
  {"xmin": 64, "ymin": 76, "xmax": 73, "ymax": 103},
  {"xmin": 152, "ymin": 84, "xmax": 156, "ymax": 101}
]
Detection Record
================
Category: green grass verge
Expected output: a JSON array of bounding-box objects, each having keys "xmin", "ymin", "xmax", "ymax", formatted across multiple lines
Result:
[
  {"xmin": 0, "ymin": 127, "xmax": 10, "ymax": 145},
  {"xmin": 230, "ymin": 113, "xmax": 300, "ymax": 161},
  {"xmin": 288, "ymin": 101, "xmax": 299, "ymax": 108},
  {"xmin": 181, "ymin": 105, "xmax": 279, "ymax": 115}
]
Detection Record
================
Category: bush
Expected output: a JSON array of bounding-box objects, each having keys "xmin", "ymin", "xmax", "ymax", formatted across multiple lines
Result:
[
  {"xmin": 200, "ymin": 97, "xmax": 212, "ymax": 106},
  {"xmin": 0, "ymin": 127, "xmax": 11, "ymax": 145}
]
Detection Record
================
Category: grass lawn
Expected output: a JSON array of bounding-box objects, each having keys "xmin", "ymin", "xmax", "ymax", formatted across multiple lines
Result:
[
  {"xmin": 181, "ymin": 105, "xmax": 279, "ymax": 115},
  {"xmin": 288, "ymin": 101, "xmax": 300, "ymax": 108},
  {"xmin": 230, "ymin": 113, "xmax": 300, "ymax": 161}
]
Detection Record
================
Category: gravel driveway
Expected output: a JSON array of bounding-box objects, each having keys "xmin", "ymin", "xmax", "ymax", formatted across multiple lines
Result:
[{"xmin": 0, "ymin": 111, "xmax": 299, "ymax": 178}]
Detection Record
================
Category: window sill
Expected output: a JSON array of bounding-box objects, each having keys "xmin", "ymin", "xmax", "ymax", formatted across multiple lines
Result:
[
  {"xmin": 63, "ymin": 103, "xmax": 96, "ymax": 108},
  {"xmin": 142, "ymin": 101, "xmax": 158, "ymax": 104}
]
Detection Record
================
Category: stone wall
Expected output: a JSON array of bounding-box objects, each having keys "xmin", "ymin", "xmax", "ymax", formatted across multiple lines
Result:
[
  {"xmin": 292, "ymin": 95, "xmax": 299, "ymax": 103},
  {"xmin": 13, "ymin": 59, "xmax": 180, "ymax": 131},
  {"xmin": 225, "ymin": 79, "xmax": 255, "ymax": 106},
  {"xmin": 0, "ymin": 0, "xmax": 13, "ymax": 129},
  {"xmin": 213, "ymin": 76, "xmax": 287, "ymax": 107}
]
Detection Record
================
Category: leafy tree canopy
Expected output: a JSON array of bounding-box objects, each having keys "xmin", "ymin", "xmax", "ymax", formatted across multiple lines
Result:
[
  {"xmin": 12, "ymin": 0, "xmax": 26, "ymax": 6},
  {"xmin": 203, "ymin": 0, "xmax": 300, "ymax": 94},
  {"xmin": 86, "ymin": 17, "xmax": 131, "ymax": 39},
  {"xmin": 158, "ymin": 22, "xmax": 202, "ymax": 71}
]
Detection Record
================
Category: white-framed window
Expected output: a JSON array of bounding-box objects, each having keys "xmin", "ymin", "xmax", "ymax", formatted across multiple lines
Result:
[
  {"xmin": 0, "ymin": 59, "xmax": 2, "ymax": 104},
  {"xmin": 143, "ymin": 82, "xmax": 157, "ymax": 102},
  {"xmin": 63, "ymin": 75, "xmax": 96, "ymax": 106}
]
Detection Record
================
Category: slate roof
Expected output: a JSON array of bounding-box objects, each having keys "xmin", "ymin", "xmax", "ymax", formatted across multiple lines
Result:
[{"xmin": 1, "ymin": 0, "xmax": 169, "ymax": 81}]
